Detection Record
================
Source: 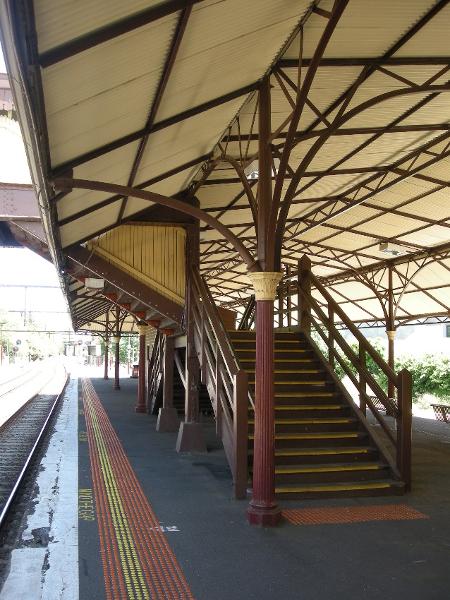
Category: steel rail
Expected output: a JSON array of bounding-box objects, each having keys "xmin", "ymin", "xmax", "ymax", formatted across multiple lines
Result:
[{"xmin": 0, "ymin": 370, "xmax": 68, "ymax": 530}]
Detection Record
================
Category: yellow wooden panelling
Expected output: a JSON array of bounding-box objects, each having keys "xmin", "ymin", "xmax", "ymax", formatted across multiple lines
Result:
[{"xmin": 89, "ymin": 224, "xmax": 186, "ymax": 304}]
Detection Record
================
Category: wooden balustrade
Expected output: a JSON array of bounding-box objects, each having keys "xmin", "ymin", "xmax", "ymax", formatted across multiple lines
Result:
[
  {"xmin": 190, "ymin": 269, "xmax": 249, "ymax": 499},
  {"xmin": 238, "ymin": 294, "xmax": 256, "ymax": 330},
  {"xmin": 147, "ymin": 330, "xmax": 164, "ymax": 413},
  {"xmin": 295, "ymin": 259, "xmax": 412, "ymax": 487}
]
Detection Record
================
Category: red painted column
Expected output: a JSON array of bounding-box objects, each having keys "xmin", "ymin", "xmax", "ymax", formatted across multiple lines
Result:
[
  {"xmin": 103, "ymin": 332, "xmax": 109, "ymax": 380},
  {"xmin": 112, "ymin": 334, "xmax": 121, "ymax": 390},
  {"xmin": 247, "ymin": 272, "xmax": 282, "ymax": 526},
  {"xmin": 135, "ymin": 323, "xmax": 148, "ymax": 413}
]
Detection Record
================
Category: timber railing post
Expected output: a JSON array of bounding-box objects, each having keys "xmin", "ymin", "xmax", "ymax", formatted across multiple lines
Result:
[
  {"xmin": 157, "ymin": 328, "xmax": 179, "ymax": 432},
  {"xmin": 215, "ymin": 341, "xmax": 222, "ymax": 437},
  {"xmin": 397, "ymin": 368, "xmax": 412, "ymax": 491},
  {"xmin": 135, "ymin": 322, "xmax": 148, "ymax": 413},
  {"xmin": 359, "ymin": 345, "xmax": 367, "ymax": 415},
  {"xmin": 286, "ymin": 265, "xmax": 292, "ymax": 328},
  {"xmin": 328, "ymin": 306, "xmax": 335, "ymax": 368},
  {"xmin": 233, "ymin": 369, "xmax": 249, "ymax": 499},
  {"xmin": 176, "ymin": 273, "xmax": 207, "ymax": 453},
  {"xmin": 298, "ymin": 255, "xmax": 311, "ymax": 334}
]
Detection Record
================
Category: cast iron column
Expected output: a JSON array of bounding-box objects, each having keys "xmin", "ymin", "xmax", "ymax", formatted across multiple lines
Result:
[
  {"xmin": 103, "ymin": 311, "xmax": 109, "ymax": 379},
  {"xmin": 247, "ymin": 272, "xmax": 282, "ymax": 526},
  {"xmin": 112, "ymin": 335, "xmax": 121, "ymax": 390},
  {"xmin": 157, "ymin": 328, "xmax": 180, "ymax": 432},
  {"xmin": 113, "ymin": 306, "xmax": 121, "ymax": 390},
  {"xmin": 135, "ymin": 323, "xmax": 148, "ymax": 413},
  {"xmin": 387, "ymin": 263, "xmax": 396, "ymax": 404},
  {"xmin": 103, "ymin": 333, "xmax": 109, "ymax": 379}
]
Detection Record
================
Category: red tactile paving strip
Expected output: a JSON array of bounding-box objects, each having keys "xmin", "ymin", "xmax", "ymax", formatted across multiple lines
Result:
[
  {"xmin": 82, "ymin": 378, "xmax": 194, "ymax": 600},
  {"xmin": 283, "ymin": 504, "xmax": 429, "ymax": 526}
]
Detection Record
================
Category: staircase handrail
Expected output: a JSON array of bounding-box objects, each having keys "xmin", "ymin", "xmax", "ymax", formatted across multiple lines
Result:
[
  {"xmin": 190, "ymin": 268, "xmax": 249, "ymax": 498},
  {"xmin": 238, "ymin": 295, "xmax": 256, "ymax": 330},
  {"xmin": 298, "ymin": 267, "xmax": 412, "ymax": 490},
  {"xmin": 148, "ymin": 330, "xmax": 164, "ymax": 413}
]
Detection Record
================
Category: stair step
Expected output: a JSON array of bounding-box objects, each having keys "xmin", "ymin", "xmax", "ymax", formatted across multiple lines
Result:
[
  {"xmin": 249, "ymin": 380, "xmax": 327, "ymax": 385},
  {"xmin": 275, "ymin": 404, "xmax": 344, "ymax": 411},
  {"xmin": 246, "ymin": 369, "xmax": 322, "ymax": 374},
  {"xmin": 275, "ymin": 480, "xmax": 404, "ymax": 499},
  {"xmin": 275, "ymin": 391, "xmax": 336, "ymax": 398},
  {"xmin": 239, "ymin": 358, "xmax": 314, "ymax": 363},
  {"xmin": 275, "ymin": 462, "xmax": 384, "ymax": 474},
  {"xmin": 274, "ymin": 432, "xmax": 361, "ymax": 440},
  {"xmin": 274, "ymin": 446, "xmax": 372, "ymax": 457},
  {"xmin": 249, "ymin": 418, "xmax": 355, "ymax": 425},
  {"xmin": 263, "ymin": 431, "xmax": 368, "ymax": 448}
]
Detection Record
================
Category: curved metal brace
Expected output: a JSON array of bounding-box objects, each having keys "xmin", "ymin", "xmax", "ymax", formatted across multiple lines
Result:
[
  {"xmin": 392, "ymin": 257, "xmax": 436, "ymax": 322},
  {"xmin": 214, "ymin": 154, "xmax": 258, "ymax": 230},
  {"xmin": 273, "ymin": 82, "xmax": 450, "ymax": 267},
  {"xmin": 270, "ymin": 0, "xmax": 350, "ymax": 241},
  {"xmin": 52, "ymin": 177, "xmax": 259, "ymax": 272}
]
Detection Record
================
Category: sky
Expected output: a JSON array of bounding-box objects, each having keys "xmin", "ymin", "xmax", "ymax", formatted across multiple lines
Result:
[
  {"xmin": 0, "ymin": 44, "xmax": 5, "ymax": 72},
  {"xmin": 0, "ymin": 43, "xmax": 72, "ymax": 332}
]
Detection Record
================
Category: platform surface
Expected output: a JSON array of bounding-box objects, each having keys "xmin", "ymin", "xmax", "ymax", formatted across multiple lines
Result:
[{"xmin": 2, "ymin": 371, "xmax": 450, "ymax": 599}]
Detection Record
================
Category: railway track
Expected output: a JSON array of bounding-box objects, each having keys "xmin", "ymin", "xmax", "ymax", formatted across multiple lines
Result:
[{"xmin": 0, "ymin": 364, "xmax": 68, "ymax": 528}]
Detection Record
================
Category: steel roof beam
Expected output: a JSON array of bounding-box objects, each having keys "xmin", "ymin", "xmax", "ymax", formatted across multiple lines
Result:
[
  {"xmin": 277, "ymin": 56, "xmax": 450, "ymax": 68},
  {"xmin": 51, "ymin": 82, "xmax": 259, "ymax": 176},
  {"xmin": 38, "ymin": 0, "xmax": 205, "ymax": 67},
  {"xmin": 117, "ymin": 5, "xmax": 193, "ymax": 223}
]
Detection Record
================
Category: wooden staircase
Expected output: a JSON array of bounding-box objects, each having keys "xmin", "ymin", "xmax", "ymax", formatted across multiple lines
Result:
[{"xmin": 230, "ymin": 330, "xmax": 405, "ymax": 500}]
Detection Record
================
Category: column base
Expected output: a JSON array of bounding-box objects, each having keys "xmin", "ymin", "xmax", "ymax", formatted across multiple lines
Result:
[
  {"xmin": 247, "ymin": 502, "xmax": 282, "ymax": 527},
  {"xmin": 156, "ymin": 407, "xmax": 179, "ymax": 432},
  {"xmin": 176, "ymin": 421, "xmax": 207, "ymax": 453},
  {"xmin": 135, "ymin": 404, "xmax": 147, "ymax": 414}
]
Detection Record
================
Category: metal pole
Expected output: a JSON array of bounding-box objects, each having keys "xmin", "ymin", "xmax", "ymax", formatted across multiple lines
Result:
[
  {"xmin": 103, "ymin": 313, "xmax": 109, "ymax": 380},
  {"xmin": 247, "ymin": 77, "xmax": 281, "ymax": 527},
  {"xmin": 113, "ymin": 306, "xmax": 120, "ymax": 390}
]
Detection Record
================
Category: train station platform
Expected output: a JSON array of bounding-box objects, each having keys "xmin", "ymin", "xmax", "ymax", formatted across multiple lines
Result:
[{"xmin": 2, "ymin": 372, "xmax": 450, "ymax": 600}]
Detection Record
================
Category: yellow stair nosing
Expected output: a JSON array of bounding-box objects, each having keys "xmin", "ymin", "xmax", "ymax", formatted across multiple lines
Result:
[
  {"xmin": 246, "ymin": 370, "xmax": 321, "ymax": 374},
  {"xmin": 275, "ymin": 482, "xmax": 392, "ymax": 494},
  {"xmin": 275, "ymin": 447, "xmax": 370, "ymax": 456},
  {"xmin": 249, "ymin": 418, "xmax": 354, "ymax": 425},
  {"xmin": 275, "ymin": 463, "xmax": 382, "ymax": 474},
  {"xmin": 249, "ymin": 432, "xmax": 360, "ymax": 440},
  {"xmin": 249, "ymin": 381, "xmax": 327, "ymax": 385},
  {"xmin": 275, "ymin": 392, "xmax": 335, "ymax": 397},
  {"xmin": 274, "ymin": 405, "xmax": 343, "ymax": 410}
]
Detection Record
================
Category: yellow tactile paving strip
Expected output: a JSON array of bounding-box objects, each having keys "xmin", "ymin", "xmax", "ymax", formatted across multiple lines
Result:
[
  {"xmin": 82, "ymin": 378, "xmax": 194, "ymax": 600},
  {"xmin": 283, "ymin": 504, "xmax": 429, "ymax": 525}
]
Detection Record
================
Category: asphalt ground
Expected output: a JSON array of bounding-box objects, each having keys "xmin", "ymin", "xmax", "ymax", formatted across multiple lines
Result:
[{"xmin": 79, "ymin": 376, "xmax": 450, "ymax": 600}]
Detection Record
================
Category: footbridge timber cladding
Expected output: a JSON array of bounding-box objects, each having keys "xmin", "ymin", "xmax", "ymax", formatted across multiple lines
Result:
[
  {"xmin": 87, "ymin": 225, "xmax": 186, "ymax": 306},
  {"xmin": 1, "ymin": 0, "xmax": 449, "ymax": 327}
]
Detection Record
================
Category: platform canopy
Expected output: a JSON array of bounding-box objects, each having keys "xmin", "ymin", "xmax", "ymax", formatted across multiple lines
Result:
[{"xmin": 1, "ymin": 0, "xmax": 449, "ymax": 330}]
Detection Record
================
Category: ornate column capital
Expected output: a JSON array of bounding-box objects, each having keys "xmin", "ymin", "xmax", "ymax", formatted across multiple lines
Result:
[
  {"xmin": 247, "ymin": 272, "xmax": 282, "ymax": 301},
  {"xmin": 386, "ymin": 329, "xmax": 396, "ymax": 341},
  {"xmin": 111, "ymin": 335, "xmax": 121, "ymax": 344}
]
